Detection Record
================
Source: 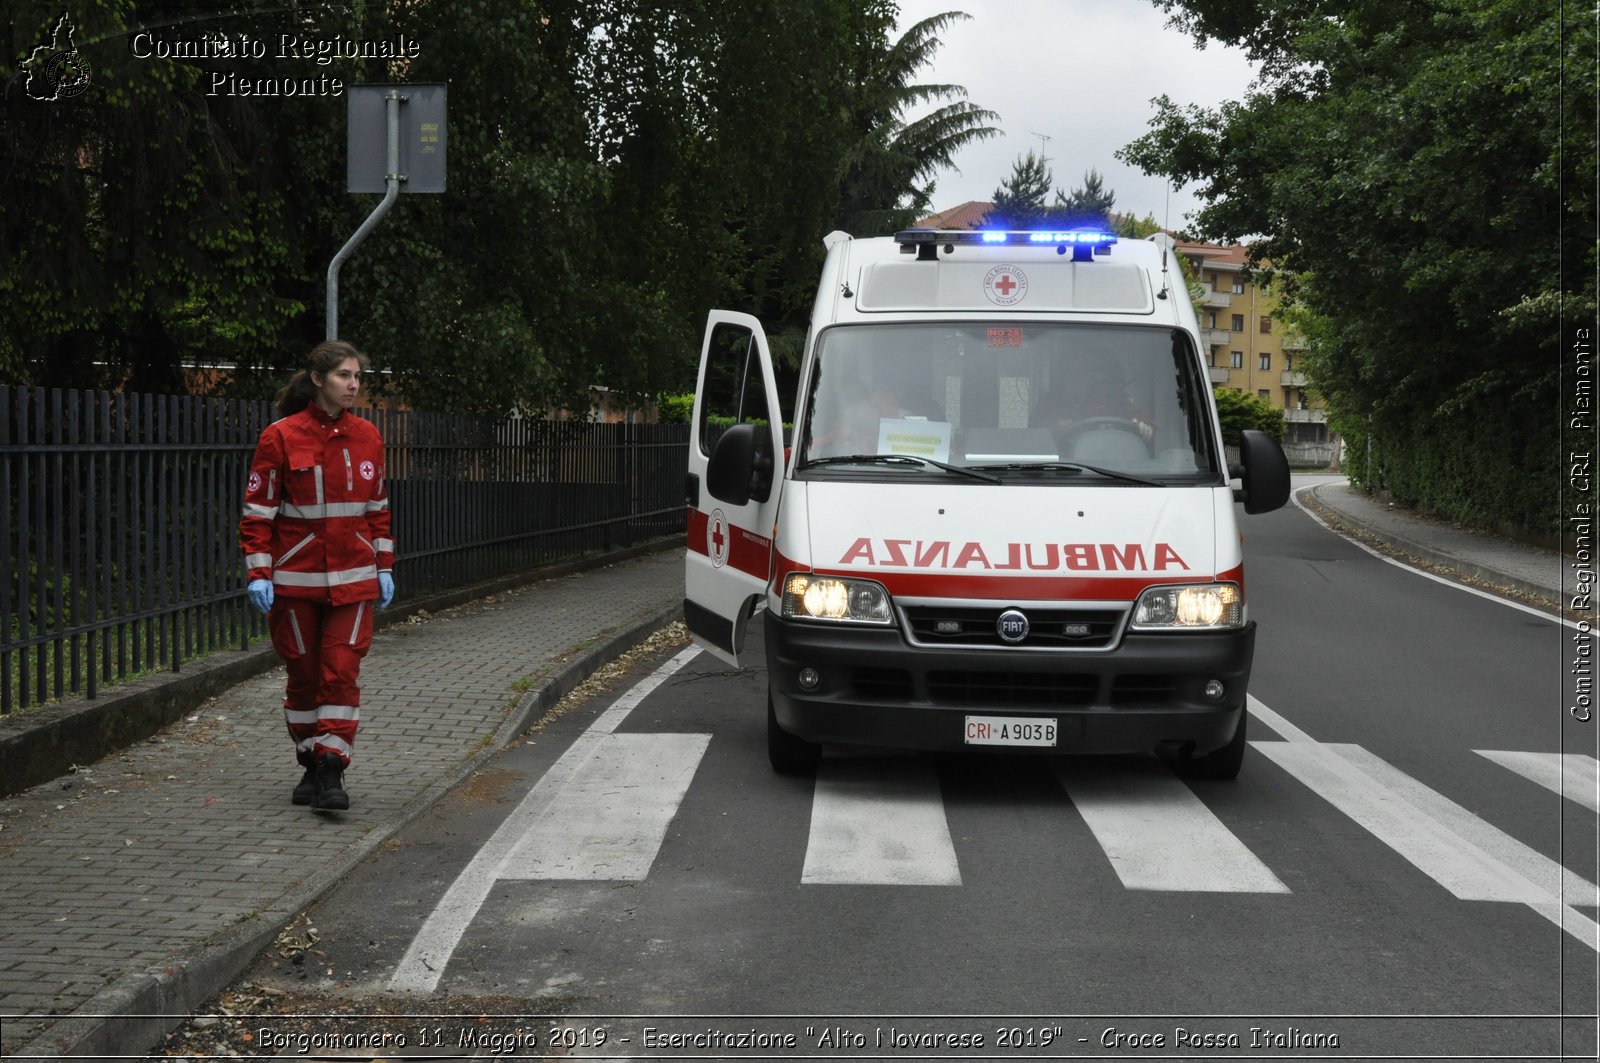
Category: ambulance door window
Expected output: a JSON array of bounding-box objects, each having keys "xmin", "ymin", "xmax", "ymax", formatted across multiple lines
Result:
[{"xmin": 698, "ymin": 322, "xmax": 772, "ymax": 457}]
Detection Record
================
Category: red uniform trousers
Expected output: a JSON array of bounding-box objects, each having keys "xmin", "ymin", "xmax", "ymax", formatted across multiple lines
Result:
[{"xmin": 269, "ymin": 597, "xmax": 374, "ymax": 767}]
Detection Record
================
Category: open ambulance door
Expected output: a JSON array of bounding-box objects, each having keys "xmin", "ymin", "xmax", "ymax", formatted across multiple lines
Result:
[{"xmin": 684, "ymin": 311, "xmax": 785, "ymax": 667}]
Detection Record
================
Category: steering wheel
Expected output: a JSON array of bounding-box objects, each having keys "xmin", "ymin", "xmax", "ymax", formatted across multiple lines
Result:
[{"xmin": 1059, "ymin": 416, "xmax": 1145, "ymax": 440}]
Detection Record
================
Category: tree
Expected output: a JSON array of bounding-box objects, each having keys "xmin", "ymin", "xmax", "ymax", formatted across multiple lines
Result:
[
  {"xmin": 835, "ymin": 10, "xmax": 1001, "ymax": 236},
  {"xmin": 984, "ymin": 149, "xmax": 1054, "ymax": 229},
  {"xmin": 1054, "ymin": 167, "xmax": 1116, "ymax": 228},
  {"xmin": 1118, "ymin": 0, "xmax": 1594, "ymax": 534},
  {"xmin": 1212, "ymin": 386, "xmax": 1285, "ymax": 446},
  {"xmin": 1, "ymin": 0, "xmax": 1001, "ymax": 414}
]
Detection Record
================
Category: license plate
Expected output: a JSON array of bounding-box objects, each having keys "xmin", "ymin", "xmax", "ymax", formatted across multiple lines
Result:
[{"xmin": 963, "ymin": 715, "xmax": 1057, "ymax": 747}]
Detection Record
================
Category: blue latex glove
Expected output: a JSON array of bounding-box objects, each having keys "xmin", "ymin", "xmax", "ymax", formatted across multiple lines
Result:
[
  {"xmin": 247, "ymin": 578, "xmax": 274, "ymax": 615},
  {"xmin": 377, "ymin": 572, "xmax": 395, "ymax": 610}
]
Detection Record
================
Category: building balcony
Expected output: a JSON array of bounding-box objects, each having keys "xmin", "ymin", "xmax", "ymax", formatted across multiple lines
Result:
[
  {"xmin": 1283, "ymin": 333, "xmax": 1308, "ymax": 351},
  {"xmin": 1281, "ymin": 371, "xmax": 1308, "ymax": 387},
  {"xmin": 1201, "ymin": 287, "xmax": 1233, "ymax": 308},
  {"xmin": 1203, "ymin": 329, "xmax": 1232, "ymax": 347},
  {"xmin": 1286, "ymin": 407, "xmax": 1328, "ymax": 424},
  {"xmin": 1208, "ymin": 366, "xmax": 1231, "ymax": 384}
]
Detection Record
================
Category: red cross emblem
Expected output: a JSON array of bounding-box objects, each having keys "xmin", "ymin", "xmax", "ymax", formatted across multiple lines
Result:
[
  {"xmin": 708, "ymin": 508, "xmax": 729, "ymax": 568},
  {"xmin": 983, "ymin": 264, "xmax": 1028, "ymax": 305}
]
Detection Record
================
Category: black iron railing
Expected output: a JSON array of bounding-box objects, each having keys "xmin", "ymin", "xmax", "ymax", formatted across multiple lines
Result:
[{"xmin": 0, "ymin": 386, "xmax": 689, "ymax": 714}]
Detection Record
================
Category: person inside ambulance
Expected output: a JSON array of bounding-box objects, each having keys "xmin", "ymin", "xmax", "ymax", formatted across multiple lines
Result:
[{"xmin": 1036, "ymin": 350, "xmax": 1155, "ymax": 460}]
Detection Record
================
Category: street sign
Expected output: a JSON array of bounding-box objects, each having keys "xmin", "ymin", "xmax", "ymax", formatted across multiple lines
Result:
[{"xmin": 346, "ymin": 83, "xmax": 446, "ymax": 193}]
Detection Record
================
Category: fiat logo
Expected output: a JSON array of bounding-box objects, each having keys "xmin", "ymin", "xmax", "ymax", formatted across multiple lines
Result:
[{"xmin": 997, "ymin": 609, "xmax": 1029, "ymax": 643}]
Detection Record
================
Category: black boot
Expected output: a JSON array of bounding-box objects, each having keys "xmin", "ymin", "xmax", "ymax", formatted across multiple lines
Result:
[
  {"xmin": 312, "ymin": 753, "xmax": 350, "ymax": 812},
  {"xmin": 291, "ymin": 764, "xmax": 317, "ymax": 806}
]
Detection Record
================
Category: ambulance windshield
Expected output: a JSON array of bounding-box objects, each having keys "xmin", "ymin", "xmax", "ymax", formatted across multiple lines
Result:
[{"xmin": 797, "ymin": 323, "xmax": 1220, "ymax": 481}]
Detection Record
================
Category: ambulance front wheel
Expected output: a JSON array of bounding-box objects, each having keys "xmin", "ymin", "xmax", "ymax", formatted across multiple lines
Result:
[
  {"xmin": 1178, "ymin": 707, "xmax": 1246, "ymax": 780},
  {"xmin": 768, "ymin": 688, "xmax": 820, "ymax": 775}
]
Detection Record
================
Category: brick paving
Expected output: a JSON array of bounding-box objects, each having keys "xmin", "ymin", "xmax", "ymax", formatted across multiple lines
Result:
[{"xmin": 0, "ymin": 549, "xmax": 682, "ymax": 1057}]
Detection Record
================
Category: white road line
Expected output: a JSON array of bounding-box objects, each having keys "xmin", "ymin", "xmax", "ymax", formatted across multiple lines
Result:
[
  {"xmin": 388, "ymin": 645, "xmax": 702, "ymax": 994},
  {"xmin": 501, "ymin": 733, "xmax": 710, "ymax": 880},
  {"xmin": 1054, "ymin": 761, "xmax": 1289, "ymax": 893},
  {"xmin": 1475, "ymin": 750, "xmax": 1600, "ymax": 814},
  {"xmin": 1290, "ymin": 483, "xmax": 1588, "ymax": 634},
  {"xmin": 802, "ymin": 757, "xmax": 961, "ymax": 886}
]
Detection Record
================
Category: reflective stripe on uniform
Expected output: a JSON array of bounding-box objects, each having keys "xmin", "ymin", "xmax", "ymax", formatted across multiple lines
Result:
[
  {"xmin": 314, "ymin": 734, "xmax": 354, "ymax": 756},
  {"xmin": 279, "ymin": 501, "xmax": 371, "ymax": 519},
  {"xmin": 245, "ymin": 552, "xmax": 273, "ymax": 569},
  {"xmin": 244, "ymin": 503, "xmax": 279, "ymax": 519},
  {"xmin": 365, "ymin": 498, "xmax": 389, "ymax": 513},
  {"xmin": 284, "ymin": 708, "xmax": 318, "ymax": 726},
  {"xmin": 313, "ymin": 465, "xmax": 325, "ymax": 505},
  {"xmin": 318, "ymin": 705, "xmax": 361, "ymax": 722},
  {"xmin": 273, "ymin": 565, "xmax": 380, "ymax": 588},
  {"xmin": 276, "ymin": 533, "xmax": 316, "ymax": 566},
  {"xmin": 287, "ymin": 610, "xmax": 306, "ymax": 655},
  {"xmin": 349, "ymin": 603, "xmax": 366, "ymax": 646},
  {"xmin": 374, "ymin": 537, "xmax": 395, "ymax": 553}
]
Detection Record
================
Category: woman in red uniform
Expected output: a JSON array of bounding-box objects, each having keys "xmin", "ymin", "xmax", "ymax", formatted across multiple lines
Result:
[{"xmin": 240, "ymin": 340, "xmax": 395, "ymax": 812}]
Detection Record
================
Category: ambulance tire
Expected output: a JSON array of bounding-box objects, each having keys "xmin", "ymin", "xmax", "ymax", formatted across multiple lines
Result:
[
  {"xmin": 1179, "ymin": 709, "xmax": 1246, "ymax": 780},
  {"xmin": 767, "ymin": 690, "xmax": 820, "ymax": 775}
]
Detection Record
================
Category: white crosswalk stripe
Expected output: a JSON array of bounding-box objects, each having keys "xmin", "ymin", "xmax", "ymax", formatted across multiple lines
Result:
[
  {"xmin": 501, "ymin": 732, "xmax": 711, "ymax": 881},
  {"xmin": 803, "ymin": 756, "xmax": 962, "ymax": 885},
  {"xmin": 1053, "ymin": 759, "xmax": 1288, "ymax": 893},
  {"xmin": 1475, "ymin": 750, "xmax": 1600, "ymax": 813},
  {"xmin": 1253, "ymin": 741, "xmax": 1557, "ymax": 903}
]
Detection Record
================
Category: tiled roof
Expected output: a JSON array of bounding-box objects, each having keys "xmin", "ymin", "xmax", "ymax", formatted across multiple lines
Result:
[{"xmin": 913, "ymin": 200, "xmax": 994, "ymax": 229}]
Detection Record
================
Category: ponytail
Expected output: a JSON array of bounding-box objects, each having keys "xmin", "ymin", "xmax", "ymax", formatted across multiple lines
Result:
[{"xmin": 275, "ymin": 340, "xmax": 370, "ymax": 417}]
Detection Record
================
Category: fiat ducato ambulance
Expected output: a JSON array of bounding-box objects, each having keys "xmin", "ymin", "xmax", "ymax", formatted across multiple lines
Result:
[{"xmin": 684, "ymin": 228, "xmax": 1289, "ymax": 778}]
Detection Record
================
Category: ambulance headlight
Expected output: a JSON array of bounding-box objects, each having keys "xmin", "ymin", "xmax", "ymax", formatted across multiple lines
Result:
[
  {"xmin": 1131, "ymin": 583, "xmax": 1243, "ymax": 630},
  {"xmin": 782, "ymin": 574, "xmax": 893, "ymax": 624}
]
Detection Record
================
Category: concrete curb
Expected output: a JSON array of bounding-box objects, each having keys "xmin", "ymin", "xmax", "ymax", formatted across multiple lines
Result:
[
  {"xmin": 0, "ymin": 538, "xmax": 678, "ymax": 798},
  {"xmin": 1301, "ymin": 485, "xmax": 1563, "ymax": 608},
  {"xmin": 12, "ymin": 590, "xmax": 684, "ymax": 1060}
]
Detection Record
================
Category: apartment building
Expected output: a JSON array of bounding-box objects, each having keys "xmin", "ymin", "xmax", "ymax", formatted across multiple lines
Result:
[{"xmin": 1174, "ymin": 239, "xmax": 1329, "ymax": 449}]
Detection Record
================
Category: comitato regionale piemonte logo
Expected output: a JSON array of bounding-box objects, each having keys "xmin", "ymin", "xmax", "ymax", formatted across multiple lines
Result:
[{"xmin": 23, "ymin": 12, "xmax": 92, "ymax": 101}]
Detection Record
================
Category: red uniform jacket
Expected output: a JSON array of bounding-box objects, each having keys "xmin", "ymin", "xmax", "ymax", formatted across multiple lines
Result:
[{"xmin": 240, "ymin": 405, "xmax": 394, "ymax": 605}]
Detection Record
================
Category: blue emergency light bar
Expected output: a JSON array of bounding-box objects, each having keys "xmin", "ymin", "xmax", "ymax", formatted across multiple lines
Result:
[{"xmin": 895, "ymin": 228, "xmax": 1118, "ymax": 261}]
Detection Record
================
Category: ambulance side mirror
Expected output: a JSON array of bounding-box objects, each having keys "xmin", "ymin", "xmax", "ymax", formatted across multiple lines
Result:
[
  {"xmin": 1237, "ymin": 429, "xmax": 1290, "ymax": 513},
  {"xmin": 707, "ymin": 423, "xmax": 774, "ymax": 506}
]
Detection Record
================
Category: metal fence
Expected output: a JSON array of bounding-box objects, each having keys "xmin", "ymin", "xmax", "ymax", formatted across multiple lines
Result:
[{"xmin": 0, "ymin": 386, "xmax": 689, "ymax": 715}]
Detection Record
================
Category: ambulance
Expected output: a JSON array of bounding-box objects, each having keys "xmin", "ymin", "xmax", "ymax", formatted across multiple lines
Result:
[{"xmin": 684, "ymin": 228, "xmax": 1289, "ymax": 778}]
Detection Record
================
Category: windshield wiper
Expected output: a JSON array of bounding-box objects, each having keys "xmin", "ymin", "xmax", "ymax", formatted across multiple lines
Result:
[
  {"xmin": 797, "ymin": 453, "xmax": 1001, "ymax": 484},
  {"xmin": 967, "ymin": 461, "xmax": 1163, "ymax": 487}
]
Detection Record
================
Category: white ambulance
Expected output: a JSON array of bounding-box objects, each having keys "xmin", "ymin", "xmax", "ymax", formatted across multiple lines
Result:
[{"xmin": 684, "ymin": 228, "xmax": 1289, "ymax": 778}]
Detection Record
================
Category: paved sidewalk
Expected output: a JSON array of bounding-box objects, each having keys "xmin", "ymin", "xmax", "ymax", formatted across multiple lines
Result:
[
  {"xmin": 1299, "ymin": 476, "xmax": 1566, "ymax": 607},
  {"xmin": 1, "ymin": 548, "xmax": 684, "ymax": 1060}
]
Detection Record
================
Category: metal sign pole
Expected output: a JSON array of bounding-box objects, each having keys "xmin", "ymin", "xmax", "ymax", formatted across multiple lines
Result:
[{"xmin": 326, "ymin": 89, "xmax": 404, "ymax": 341}]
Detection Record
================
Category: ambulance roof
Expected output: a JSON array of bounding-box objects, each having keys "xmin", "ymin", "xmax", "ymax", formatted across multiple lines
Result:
[{"xmin": 836, "ymin": 229, "xmax": 1172, "ymax": 318}]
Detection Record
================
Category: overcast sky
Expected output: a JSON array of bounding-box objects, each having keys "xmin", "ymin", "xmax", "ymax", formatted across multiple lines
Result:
[{"xmin": 891, "ymin": 0, "xmax": 1258, "ymax": 227}]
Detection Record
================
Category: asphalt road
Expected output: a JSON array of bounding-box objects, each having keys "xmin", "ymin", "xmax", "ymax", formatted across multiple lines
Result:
[{"xmin": 179, "ymin": 494, "xmax": 1597, "ymax": 1061}]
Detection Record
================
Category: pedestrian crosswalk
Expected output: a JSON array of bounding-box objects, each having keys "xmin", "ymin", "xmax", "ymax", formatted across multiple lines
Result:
[{"xmin": 389, "ymin": 648, "xmax": 1600, "ymax": 992}]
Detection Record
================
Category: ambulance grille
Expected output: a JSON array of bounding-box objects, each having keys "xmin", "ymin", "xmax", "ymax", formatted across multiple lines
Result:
[
  {"xmin": 1110, "ymin": 675, "xmax": 1177, "ymax": 705},
  {"xmin": 902, "ymin": 606, "xmax": 1125, "ymax": 649},
  {"xmin": 849, "ymin": 667, "xmax": 914, "ymax": 701},
  {"xmin": 926, "ymin": 671, "xmax": 1096, "ymax": 707}
]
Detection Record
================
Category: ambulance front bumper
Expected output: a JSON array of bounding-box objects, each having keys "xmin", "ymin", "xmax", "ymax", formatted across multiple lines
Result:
[{"xmin": 764, "ymin": 612, "xmax": 1254, "ymax": 756}]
